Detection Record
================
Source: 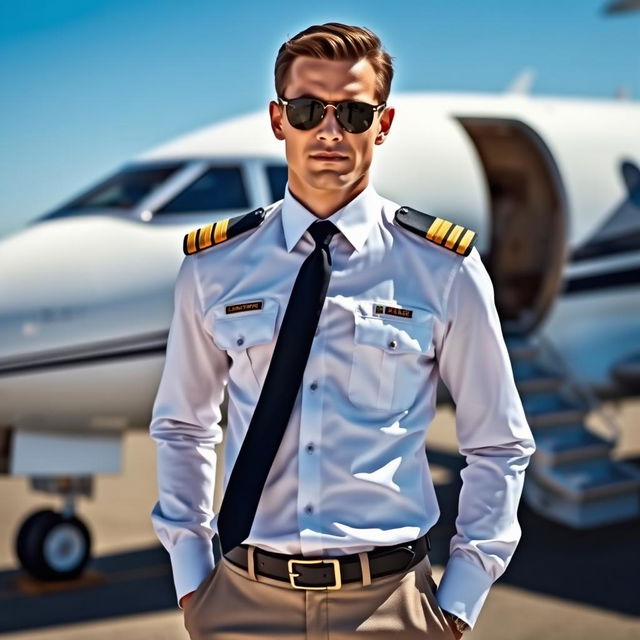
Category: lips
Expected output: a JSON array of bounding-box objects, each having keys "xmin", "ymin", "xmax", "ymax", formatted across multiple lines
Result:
[{"xmin": 310, "ymin": 153, "xmax": 348, "ymax": 160}]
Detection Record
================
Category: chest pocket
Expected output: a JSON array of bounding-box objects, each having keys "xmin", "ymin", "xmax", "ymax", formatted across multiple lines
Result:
[
  {"xmin": 209, "ymin": 297, "xmax": 279, "ymax": 390},
  {"xmin": 348, "ymin": 302, "xmax": 435, "ymax": 413}
]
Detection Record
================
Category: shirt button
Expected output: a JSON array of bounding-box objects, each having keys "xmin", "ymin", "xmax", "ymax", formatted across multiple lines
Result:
[
  {"xmin": 310, "ymin": 381, "xmax": 318, "ymax": 391},
  {"xmin": 388, "ymin": 339, "xmax": 398, "ymax": 350},
  {"xmin": 304, "ymin": 504, "xmax": 314, "ymax": 514},
  {"xmin": 306, "ymin": 442, "xmax": 315, "ymax": 454},
  {"xmin": 236, "ymin": 336, "xmax": 245, "ymax": 346}
]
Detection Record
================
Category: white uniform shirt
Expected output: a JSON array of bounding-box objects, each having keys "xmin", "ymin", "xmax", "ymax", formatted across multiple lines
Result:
[{"xmin": 150, "ymin": 180, "xmax": 536, "ymax": 629}]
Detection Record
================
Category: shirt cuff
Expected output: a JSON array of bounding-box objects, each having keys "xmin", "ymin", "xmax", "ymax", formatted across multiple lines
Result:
[
  {"xmin": 435, "ymin": 553, "xmax": 494, "ymax": 629},
  {"xmin": 168, "ymin": 535, "xmax": 216, "ymax": 608}
]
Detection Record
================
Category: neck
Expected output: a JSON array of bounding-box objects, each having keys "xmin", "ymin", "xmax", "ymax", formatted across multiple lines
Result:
[{"xmin": 287, "ymin": 173, "xmax": 369, "ymax": 219}]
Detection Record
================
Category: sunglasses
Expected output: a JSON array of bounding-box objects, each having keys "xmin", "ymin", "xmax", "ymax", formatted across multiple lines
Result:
[{"xmin": 277, "ymin": 95, "xmax": 387, "ymax": 134}]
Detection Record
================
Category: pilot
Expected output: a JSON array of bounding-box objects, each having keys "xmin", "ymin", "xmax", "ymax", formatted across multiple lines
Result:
[{"xmin": 149, "ymin": 22, "xmax": 536, "ymax": 640}]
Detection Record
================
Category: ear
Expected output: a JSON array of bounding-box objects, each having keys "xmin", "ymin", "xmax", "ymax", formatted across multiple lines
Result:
[
  {"xmin": 269, "ymin": 100, "xmax": 286, "ymax": 141},
  {"xmin": 375, "ymin": 106, "xmax": 395, "ymax": 145}
]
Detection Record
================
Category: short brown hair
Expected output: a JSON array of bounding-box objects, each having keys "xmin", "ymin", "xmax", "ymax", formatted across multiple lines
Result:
[{"xmin": 274, "ymin": 22, "xmax": 394, "ymax": 104}]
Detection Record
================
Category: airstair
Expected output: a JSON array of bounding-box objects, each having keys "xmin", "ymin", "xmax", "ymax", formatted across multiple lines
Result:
[{"xmin": 504, "ymin": 333, "xmax": 640, "ymax": 528}]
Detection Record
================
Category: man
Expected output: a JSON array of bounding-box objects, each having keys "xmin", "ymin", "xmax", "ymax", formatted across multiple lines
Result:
[{"xmin": 150, "ymin": 22, "xmax": 536, "ymax": 640}]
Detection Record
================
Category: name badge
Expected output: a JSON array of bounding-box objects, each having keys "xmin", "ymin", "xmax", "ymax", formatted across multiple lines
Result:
[
  {"xmin": 225, "ymin": 300, "xmax": 264, "ymax": 315},
  {"xmin": 372, "ymin": 303, "xmax": 413, "ymax": 319}
]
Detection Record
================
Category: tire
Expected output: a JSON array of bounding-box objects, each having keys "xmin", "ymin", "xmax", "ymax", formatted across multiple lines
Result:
[{"xmin": 15, "ymin": 509, "xmax": 92, "ymax": 581}]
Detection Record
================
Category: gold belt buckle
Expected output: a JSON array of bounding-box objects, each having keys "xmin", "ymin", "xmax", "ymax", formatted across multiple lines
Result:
[{"xmin": 287, "ymin": 558, "xmax": 342, "ymax": 590}]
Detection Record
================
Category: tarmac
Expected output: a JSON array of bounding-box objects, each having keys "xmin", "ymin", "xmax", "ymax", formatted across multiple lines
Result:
[{"xmin": 1, "ymin": 400, "xmax": 639, "ymax": 639}]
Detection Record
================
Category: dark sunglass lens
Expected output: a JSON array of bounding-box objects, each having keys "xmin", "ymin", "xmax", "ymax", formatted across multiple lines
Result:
[
  {"xmin": 286, "ymin": 98, "xmax": 324, "ymax": 130},
  {"xmin": 336, "ymin": 102, "xmax": 374, "ymax": 133}
]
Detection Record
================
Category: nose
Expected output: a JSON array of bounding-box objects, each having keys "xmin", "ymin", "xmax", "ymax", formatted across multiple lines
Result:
[{"xmin": 316, "ymin": 105, "xmax": 343, "ymax": 142}]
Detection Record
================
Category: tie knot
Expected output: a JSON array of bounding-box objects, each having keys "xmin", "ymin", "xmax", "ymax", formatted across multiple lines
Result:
[{"xmin": 308, "ymin": 220, "xmax": 339, "ymax": 247}]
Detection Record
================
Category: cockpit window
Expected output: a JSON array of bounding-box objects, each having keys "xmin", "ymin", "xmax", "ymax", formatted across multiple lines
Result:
[
  {"xmin": 266, "ymin": 164, "xmax": 288, "ymax": 201},
  {"xmin": 155, "ymin": 166, "xmax": 248, "ymax": 214},
  {"xmin": 37, "ymin": 164, "xmax": 184, "ymax": 220}
]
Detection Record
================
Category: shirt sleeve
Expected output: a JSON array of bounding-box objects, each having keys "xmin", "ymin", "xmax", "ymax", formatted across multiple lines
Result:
[
  {"xmin": 149, "ymin": 254, "xmax": 229, "ymax": 607},
  {"xmin": 434, "ymin": 247, "xmax": 536, "ymax": 629}
]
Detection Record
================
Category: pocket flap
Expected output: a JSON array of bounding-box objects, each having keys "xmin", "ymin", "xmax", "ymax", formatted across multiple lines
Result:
[
  {"xmin": 353, "ymin": 303, "xmax": 434, "ymax": 354},
  {"xmin": 209, "ymin": 297, "xmax": 279, "ymax": 350}
]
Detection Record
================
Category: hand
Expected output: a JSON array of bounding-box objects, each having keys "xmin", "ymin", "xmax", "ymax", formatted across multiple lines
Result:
[
  {"xmin": 180, "ymin": 590, "xmax": 196, "ymax": 613},
  {"xmin": 442, "ymin": 611, "xmax": 465, "ymax": 639},
  {"xmin": 447, "ymin": 618, "xmax": 464, "ymax": 640},
  {"xmin": 444, "ymin": 615, "xmax": 464, "ymax": 639}
]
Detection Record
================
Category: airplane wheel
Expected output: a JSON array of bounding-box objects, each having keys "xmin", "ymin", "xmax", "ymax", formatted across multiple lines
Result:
[{"xmin": 15, "ymin": 509, "xmax": 91, "ymax": 581}]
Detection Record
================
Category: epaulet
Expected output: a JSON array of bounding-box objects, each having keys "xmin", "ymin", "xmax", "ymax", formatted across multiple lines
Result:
[
  {"xmin": 394, "ymin": 206, "xmax": 477, "ymax": 257},
  {"xmin": 183, "ymin": 207, "xmax": 266, "ymax": 255}
]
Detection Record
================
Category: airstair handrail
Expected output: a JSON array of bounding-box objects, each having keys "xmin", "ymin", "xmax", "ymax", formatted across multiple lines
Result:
[{"xmin": 533, "ymin": 333, "xmax": 621, "ymax": 443}]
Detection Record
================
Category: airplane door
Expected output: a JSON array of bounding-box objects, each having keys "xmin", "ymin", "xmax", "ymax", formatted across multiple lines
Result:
[{"xmin": 457, "ymin": 117, "xmax": 569, "ymax": 335}]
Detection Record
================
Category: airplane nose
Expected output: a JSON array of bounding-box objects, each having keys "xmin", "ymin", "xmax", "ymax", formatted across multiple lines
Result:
[
  {"xmin": 1, "ymin": 215, "xmax": 183, "ymax": 303},
  {"xmin": 0, "ymin": 215, "xmax": 183, "ymax": 361}
]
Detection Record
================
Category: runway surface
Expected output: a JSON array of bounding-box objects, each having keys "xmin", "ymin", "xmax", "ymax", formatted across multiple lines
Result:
[{"xmin": 1, "ymin": 400, "xmax": 639, "ymax": 639}]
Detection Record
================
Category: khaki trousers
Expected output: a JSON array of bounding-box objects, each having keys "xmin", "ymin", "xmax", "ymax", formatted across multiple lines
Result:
[{"xmin": 184, "ymin": 545, "xmax": 456, "ymax": 639}]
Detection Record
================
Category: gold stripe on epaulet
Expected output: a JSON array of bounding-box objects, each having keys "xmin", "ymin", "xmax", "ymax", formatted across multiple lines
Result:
[
  {"xmin": 198, "ymin": 222, "xmax": 214, "ymax": 250},
  {"xmin": 185, "ymin": 229, "xmax": 198, "ymax": 255},
  {"xmin": 455, "ymin": 229, "xmax": 477, "ymax": 255},
  {"xmin": 426, "ymin": 217, "xmax": 476, "ymax": 255},
  {"xmin": 426, "ymin": 218, "xmax": 452, "ymax": 244},
  {"xmin": 213, "ymin": 218, "xmax": 229, "ymax": 244},
  {"xmin": 182, "ymin": 207, "xmax": 266, "ymax": 255},
  {"xmin": 182, "ymin": 219, "xmax": 230, "ymax": 255},
  {"xmin": 394, "ymin": 206, "xmax": 478, "ymax": 256},
  {"xmin": 444, "ymin": 225, "xmax": 465, "ymax": 249}
]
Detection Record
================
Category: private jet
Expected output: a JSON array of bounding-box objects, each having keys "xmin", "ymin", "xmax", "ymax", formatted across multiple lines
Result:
[{"xmin": 1, "ymin": 89, "xmax": 639, "ymax": 581}]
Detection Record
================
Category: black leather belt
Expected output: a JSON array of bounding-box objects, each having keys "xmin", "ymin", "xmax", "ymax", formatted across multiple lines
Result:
[{"xmin": 225, "ymin": 532, "xmax": 431, "ymax": 590}]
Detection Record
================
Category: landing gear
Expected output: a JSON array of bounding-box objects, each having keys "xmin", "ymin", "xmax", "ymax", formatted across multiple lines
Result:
[
  {"xmin": 16, "ymin": 509, "xmax": 91, "ymax": 580},
  {"xmin": 14, "ymin": 476, "xmax": 93, "ymax": 581}
]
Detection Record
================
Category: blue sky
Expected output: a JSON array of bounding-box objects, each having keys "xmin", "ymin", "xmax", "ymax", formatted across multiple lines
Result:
[{"xmin": 0, "ymin": 0, "xmax": 638, "ymax": 236}]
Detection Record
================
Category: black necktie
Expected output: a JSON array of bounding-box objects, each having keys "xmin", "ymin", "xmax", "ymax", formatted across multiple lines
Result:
[{"xmin": 216, "ymin": 220, "xmax": 340, "ymax": 556}]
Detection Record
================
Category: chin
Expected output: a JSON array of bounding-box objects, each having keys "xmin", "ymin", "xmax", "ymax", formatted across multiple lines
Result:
[{"xmin": 306, "ymin": 171, "xmax": 352, "ymax": 189}]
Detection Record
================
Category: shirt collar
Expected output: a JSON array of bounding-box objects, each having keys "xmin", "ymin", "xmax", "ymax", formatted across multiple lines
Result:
[{"xmin": 280, "ymin": 181, "xmax": 382, "ymax": 253}]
